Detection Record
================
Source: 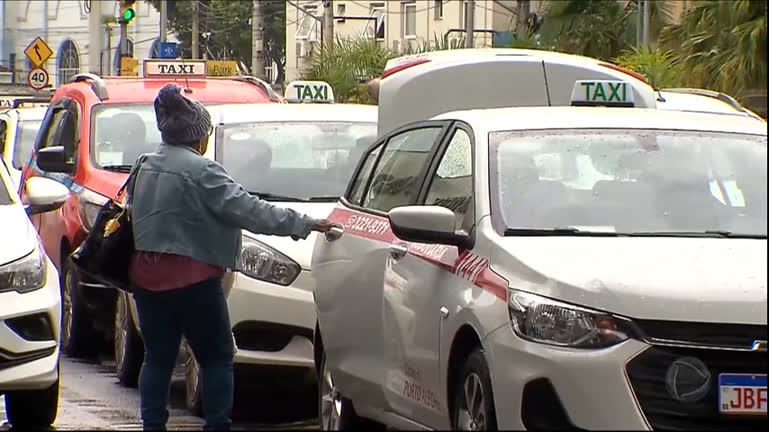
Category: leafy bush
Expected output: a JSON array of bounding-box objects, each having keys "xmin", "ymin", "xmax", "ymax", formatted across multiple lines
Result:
[{"xmin": 614, "ymin": 46, "xmax": 684, "ymax": 89}]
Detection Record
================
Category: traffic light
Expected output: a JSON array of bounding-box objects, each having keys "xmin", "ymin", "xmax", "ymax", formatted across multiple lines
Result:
[{"xmin": 120, "ymin": 0, "xmax": 137, "ymax": 24}]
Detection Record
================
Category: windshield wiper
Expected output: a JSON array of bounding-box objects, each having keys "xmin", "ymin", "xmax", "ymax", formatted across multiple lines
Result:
[
  {"xmin": 306, "ymin": 196, "xmax": 340, "ymax": 202},
  {"xmin": 101, "ymin": 164, "xmax": 133, "ymax": 173},
  {"xmin": 250, "ymin": 192, "xmax": 308, "ymax": 202},
  {"xmin": 503, "ymin": 227, "xmax": 619, "ymax": 237},
  {"xmin": 628, "ymin": 231, "xmax": 767, "ymax": 239}
]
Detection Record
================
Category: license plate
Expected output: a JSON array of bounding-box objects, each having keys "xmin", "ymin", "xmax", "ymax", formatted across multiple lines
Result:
[{"xmin": 719, "ymin": 374, "xmax": 767, "ymax": 415}]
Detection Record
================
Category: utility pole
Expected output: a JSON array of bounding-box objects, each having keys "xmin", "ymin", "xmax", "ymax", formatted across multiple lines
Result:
[
  {"xmin": 636, "ymin": 0, "xmax": 642, "ymax": 47},
  {"xmin": 642, "ymin": 0, "xmax": 650, "ymax": 47},
  {"xmin": 465, "ymin": 0, "xmax": 475, "ymax": 48},
  {"xmin": 252, "ymin": 0, "xmax": 265, "ymax": 78},
  {"xmin": 160, "ymin": 0, "xmax": 168, "ymax": 42},
  {"xmin": 192, "ymin": 0, "xmax": 200, "ymax": 59},
  {"xmin": 88, "ymin": 0, "xmax": 103, "ymax": 74},
  {"xmin": 323, "ymin": 0, "xmax": 334, "ymax": 46},
  {"xmin": 516, "ymin": 0, "xmax": 530, "ymax": 38}
]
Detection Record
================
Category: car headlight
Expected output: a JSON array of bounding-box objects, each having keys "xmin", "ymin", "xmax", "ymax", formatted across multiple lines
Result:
[
  {"xmin": 77, "ymin": 188, "xmax": 109, "ymax": 232},
  {"xmin": 508, "ymin": 289, "xmax": 631, "ymax": 348},
  {"xmin": 0, "ymin": 246, "xmax": 47, "ymax": 293},
  {"xmin": 236, "ymin": 236, "xmax": 301, "ymax": 286}
]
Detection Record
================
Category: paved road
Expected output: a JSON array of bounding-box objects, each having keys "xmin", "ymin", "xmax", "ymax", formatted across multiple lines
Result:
[{"xmin": 1, "ymin": 355, "xmax": 318, "ymax": 430}]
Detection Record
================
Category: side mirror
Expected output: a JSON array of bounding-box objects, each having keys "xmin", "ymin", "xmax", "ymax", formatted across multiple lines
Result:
[
  {"xmin": 24, "ymin": 176, "xmax": 70, "ymax": 215},
  {"xmin": 36, "ymin": 146, "xmax": 74, "ymax": 174},
  {"xmin": 388, "ymin": 205, "xmax": 470, "ymax": 248}
]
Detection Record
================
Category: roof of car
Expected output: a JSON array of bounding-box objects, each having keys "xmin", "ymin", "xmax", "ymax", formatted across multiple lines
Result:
[
  {"xmin": 433, "ymin": 106, "xmax": 769, "ymax": 136},
  {"xmin": 65, "ymin": 77, "xmax": 274, "ymax": 104},
  {"xmin": 211, "ymin": 103, "xmax": 378, "ymax": 125}
]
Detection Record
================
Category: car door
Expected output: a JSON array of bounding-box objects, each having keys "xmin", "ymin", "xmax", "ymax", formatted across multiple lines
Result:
[
  {"xmin": 312, "ymin": 120, "xmax": 450, "ymax": 416},
  {"xmin": 382, "ymin": 124, "xmax": 476, "ymax": 428}
]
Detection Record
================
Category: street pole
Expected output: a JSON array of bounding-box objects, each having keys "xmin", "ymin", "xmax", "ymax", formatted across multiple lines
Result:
[
  {"xmin": 642, "ymin": 0, "xmax": 650, "ymax": 47},
  {"xmin": 119, "ymin": 20, "xmax": 127, "ymax": 75},
  {"xmin": 192, "ymin": 0, "xmax": 200, "ymax": 59},
  {"xmin": 252, "ymin": 0, "xmax": 265, "ymax": 78},
  {"xmin": 516, "ymin": 0, "xmax": 530, "ymax": 39},
  {"xmin": 466, "ymin": 0, "xmax": 475, "ymax": 48},
  {"xmin": 160, "ymin": 0, "xmax": 167, "ymax": 43},
  {"xmin": 323, "ymin": 0, "xmax": 334, "ymax": 46},
  {"xmin": 88, "ymin": 0, "xmax": 103, "ymax": 74},
  {"xmin": 636, "ymin": 0, "xmax": 642, "ymax": 47}
]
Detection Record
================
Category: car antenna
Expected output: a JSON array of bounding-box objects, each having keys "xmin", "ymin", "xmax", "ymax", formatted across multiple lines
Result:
[{"xmin": 180, "ymin": 56, "xmax": 193, "ymax": 94}]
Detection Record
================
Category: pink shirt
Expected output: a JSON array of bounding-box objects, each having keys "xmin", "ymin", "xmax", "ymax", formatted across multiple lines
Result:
[{"xmin": 129, "ymin": 251, "xmax": 225, "ymax": 291}]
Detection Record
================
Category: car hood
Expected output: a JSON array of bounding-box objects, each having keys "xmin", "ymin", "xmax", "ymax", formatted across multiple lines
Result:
[
  {"xmin": 491, "ymin": 237, "xmax": 767, "ymax": 324},
  {"xmin": 242, "ymin": 202, "xmax": 337, "ymax": 270},
  {"xmin": 0, "ymin": 204, "xmax": 36, "ymax": 266}
]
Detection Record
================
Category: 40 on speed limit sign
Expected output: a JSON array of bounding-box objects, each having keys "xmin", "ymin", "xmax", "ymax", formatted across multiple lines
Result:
[{"xmin": 28, "ymin": 67, "xmax": 50, "ymax": 90}]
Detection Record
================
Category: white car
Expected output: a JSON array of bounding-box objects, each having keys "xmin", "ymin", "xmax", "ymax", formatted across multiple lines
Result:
[
  {"xmin": 0, "ymin": 157, "xmax": 69, "ymax": 428},
  {"xmin": 112, "ymin": 87, "xmax": 378, "ymax": 413},
  {"xmin": 0, "ymin": 100, "xmax": 49, "ymax": 188},
  {"xmin": 657, "ymin": 87, "xmax": 765, "ymax": 121},
  {"xmin": 310, "ymin": 79, "xmax": 768, "ymax": 430}
]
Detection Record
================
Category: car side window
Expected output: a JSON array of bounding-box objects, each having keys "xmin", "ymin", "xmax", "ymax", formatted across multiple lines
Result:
[
  {"xmin": 348, "ymin": 143, "xmax": 383, "ymax": 206},
  {"xmin": 424, "ymin": 128, "xmax": 474, "ymax": 231},
  {"xmin": 362, "ymin": 127, "xmax": 442, "ymax": 213},
  {"xmin": 37, "ymin": 101, "xmax": 79, "ymax": 165},
  {"xmin": 0, "ymin": 119, "xmax": 7, "ymax": 154}
]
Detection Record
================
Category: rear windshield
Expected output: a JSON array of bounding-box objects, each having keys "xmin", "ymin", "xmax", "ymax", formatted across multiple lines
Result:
[{"xmin": 489, "ymin": 129, "xmax": 767, "ymax": 237}]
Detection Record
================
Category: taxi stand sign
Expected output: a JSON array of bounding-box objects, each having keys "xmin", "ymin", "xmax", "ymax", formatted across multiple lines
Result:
[
  {"xmin": 285, "ymin": 80, "xmax": 335, "ymax": 103},
  {"xmin": 571, "ymin": 80, "xmax": 635, "ymax": 107}
]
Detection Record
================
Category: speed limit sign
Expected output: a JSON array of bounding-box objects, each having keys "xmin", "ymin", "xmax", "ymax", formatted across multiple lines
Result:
[{"xmin": 28, "ymin": 67, "xmax": 49, "ymax": 90}]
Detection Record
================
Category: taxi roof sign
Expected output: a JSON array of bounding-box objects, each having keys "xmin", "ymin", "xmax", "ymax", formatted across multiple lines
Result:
[
  {"xmin": 285, "ymin": 80, "xmax": 334, "ymax": 103},
  {"xmin": 143, "ymin": 59, "xmax": 207, "ymax": 78},
  {"xmin": 571, "ymin": 80, "xmax": 635, "ymax": 107}
]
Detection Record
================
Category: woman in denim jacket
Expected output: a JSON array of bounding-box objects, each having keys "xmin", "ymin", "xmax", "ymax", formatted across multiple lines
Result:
[{"xmin": 127, "ymin": 83, "xmax": 337, "ymax": 431}]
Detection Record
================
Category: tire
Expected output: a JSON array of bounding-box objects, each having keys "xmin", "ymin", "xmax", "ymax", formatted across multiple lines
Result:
[
  {"xmin": 318, "ymin": 349, "xmax": 384, "ymax": 431},
  {"xmin": 451, "ymin": 348, "xmax": 498, "ymax": 431},
  {"xmin": 60, "ymin": 257, "xmax": 96, "ymax": 357},
  {"xmin": 184, "ymin": 341, "xmax": 204, "ymax": 416},
  {"xmin": 114, "ymin": 291, "xmax": 144, "ymax": 387},
  {"xmin": 5, "ymin": 374, "xmax": 60, "ymax": 428}
]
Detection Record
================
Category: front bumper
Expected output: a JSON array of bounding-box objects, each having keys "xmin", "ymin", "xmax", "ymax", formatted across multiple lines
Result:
[
  {"xmin": 226, "ymin": 270, "xmax": 316, "ymax": 369},
  {"xmin": 0, "ymin": 259, "xmax": 61, "ymax": 391},
  {"xmin": 484, "ymin": 323, "xmax": 768, "ymax": 431}
]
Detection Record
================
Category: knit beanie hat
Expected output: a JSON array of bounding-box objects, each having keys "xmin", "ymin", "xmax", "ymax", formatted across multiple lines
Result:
[{"xmin": 154, "ymin": 83, "xmax": 212, "ymax": 146}]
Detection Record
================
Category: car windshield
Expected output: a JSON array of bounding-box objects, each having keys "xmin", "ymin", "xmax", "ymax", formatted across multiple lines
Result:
[
  {"xmin": 91, "ymin": 104, "xmax": 163, "ymax": 168},
  {"xmin": 489, "ymin": 129, "xmax": 767, "ymax": 237},
  {"xmin": 12, "ymin": 119, "xmax": 42, "ymax": 170},
  {"xmin": 220, "ymin": 121, "xmax": 377, "ymax": 201}
]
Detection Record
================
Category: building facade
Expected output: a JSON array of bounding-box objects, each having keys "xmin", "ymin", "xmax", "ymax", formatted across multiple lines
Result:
[
  {"xmin": 285, "ymin": 0, "xmax": 548, "ymax": 83},
  {"xmin": 0, "ymin": 0, "xmax": 170, "ymax": 87}
]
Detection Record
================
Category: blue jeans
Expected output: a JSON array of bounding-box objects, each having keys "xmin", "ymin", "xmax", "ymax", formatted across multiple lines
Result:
[{"xmin": 132, "ymin": 277, "xmax": 234, "ymax": 431}]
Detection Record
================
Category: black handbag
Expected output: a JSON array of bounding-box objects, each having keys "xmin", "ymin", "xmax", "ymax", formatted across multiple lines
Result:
[{"xmin": 70, "ymin": 156, "xmax": 146, "ymax": 292}]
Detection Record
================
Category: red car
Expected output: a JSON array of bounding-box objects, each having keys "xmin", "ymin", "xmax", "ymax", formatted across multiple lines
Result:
[{"xmin": 20, "ymin": 60, "xmax": 281, "ymax": 359}]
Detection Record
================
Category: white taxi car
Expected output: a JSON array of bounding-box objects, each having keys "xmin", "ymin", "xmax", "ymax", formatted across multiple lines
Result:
[
  {"xmin": 657, "ymin": 87, "xmax": 765, "ymax": 121},
  {"xmin": 0, "ymin": 98, "xmax": 50, "ymax": 187},
  {"xmin": 311, "ymin": 79, "xmax": 767, "ymax": 430},
  {"xmin": 0, "ymin": 156, "xmax": 69, "ymax": 428},
  {"xmin": 112, "ymin": 81, "xmax": 378, "ymax": 413}
]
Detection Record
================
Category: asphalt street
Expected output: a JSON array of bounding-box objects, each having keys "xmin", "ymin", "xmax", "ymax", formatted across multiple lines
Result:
[{"xmin": 1, "ymin": 355, "xmax": 319, "ymax": 430}]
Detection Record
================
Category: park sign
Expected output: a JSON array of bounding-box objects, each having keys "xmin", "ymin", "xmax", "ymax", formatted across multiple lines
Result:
[
  {"xmin": 142, "ymin": 59, "xmax": 207, "ymax": 78},
  {"xmin": 571, "ymin": 80, "xmax": 635, "ymax": 107},
  {"xmin": 285, "ymin": 81, "xmax": 335, "ymax": 103}
]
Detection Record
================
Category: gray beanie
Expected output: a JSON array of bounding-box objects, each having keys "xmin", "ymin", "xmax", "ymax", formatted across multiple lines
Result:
[{"xmin": 154, "ymin": 83, "xmax": 212, "ymax": 146}]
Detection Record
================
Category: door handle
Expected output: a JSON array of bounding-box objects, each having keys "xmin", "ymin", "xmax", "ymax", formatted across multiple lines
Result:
[
  {"xmin": 325, "ymin": 226, "xmax": 344, "ymax": 242},
  {"xmin": 389, "ymin": 243, "xmax": 408, "ymax": 260}
]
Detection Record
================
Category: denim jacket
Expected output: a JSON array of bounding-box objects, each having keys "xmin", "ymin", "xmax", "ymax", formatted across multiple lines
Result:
[{"xmin": 126, "ymin": 144, "xmax": 316, "ymax": 269}]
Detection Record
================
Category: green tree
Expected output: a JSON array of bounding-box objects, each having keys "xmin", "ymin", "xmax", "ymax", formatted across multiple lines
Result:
[
  {"xmin": 614, "ymin": 46, "xmax": 684, "ymax": 88},
  {"xmin": 660, "ymin": 0, "xmax": 767, "ymax": 97},
  {"xmin": 144, "ymin": 0, "xmax": 287, "ymax": 83}
]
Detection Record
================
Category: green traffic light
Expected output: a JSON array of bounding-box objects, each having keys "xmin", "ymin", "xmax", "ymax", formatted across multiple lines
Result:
[{"xmin": 122, "ymin": 8, "xmax": 136, "ymax": 21}]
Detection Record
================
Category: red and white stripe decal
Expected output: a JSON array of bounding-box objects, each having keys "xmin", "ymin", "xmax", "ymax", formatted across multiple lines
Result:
[{"xmin": 328, "ymin": 206, "xmax": 508, "ymax": 301}]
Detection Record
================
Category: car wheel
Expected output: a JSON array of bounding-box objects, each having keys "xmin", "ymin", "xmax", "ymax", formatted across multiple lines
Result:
[
  {"xmin": 114, "ymin": 291, "xmax": 144, "ymax": 387},
  {"xmin": 184, "ymin": 343, "xmax": 203, "ymax": 416},
  {"xmin": 5, "ymin": 372, "xmax": 60, "ymax": 428},
  {"xmin": 451, "ymin": 348, "xmax": 498, "ymax": 431},
  {"xmin": 60, "ymin": 257, "xmax": 95, "ymax": 357},
  {"xmin": 318, "ymin": 350, "xmax": 384, "ymax": 430}
]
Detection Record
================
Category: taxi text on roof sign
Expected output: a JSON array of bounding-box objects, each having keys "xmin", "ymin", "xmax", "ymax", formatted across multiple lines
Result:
[
  {"xmin": 571, "ymin": 80, "xmax": 635, "ymax": 107},
  {"xmin": 143, "ymin": 59, "xmax": 207, "ymax": 78},
  {"xmin": 285, "ymin": 80, "xmax": 335, "ymax": 103}
]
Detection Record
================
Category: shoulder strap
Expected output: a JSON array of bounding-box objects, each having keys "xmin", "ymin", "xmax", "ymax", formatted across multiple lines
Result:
[{"xmin": 116, "ymin": 154, "xmax": 148, "ymax": 200}]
